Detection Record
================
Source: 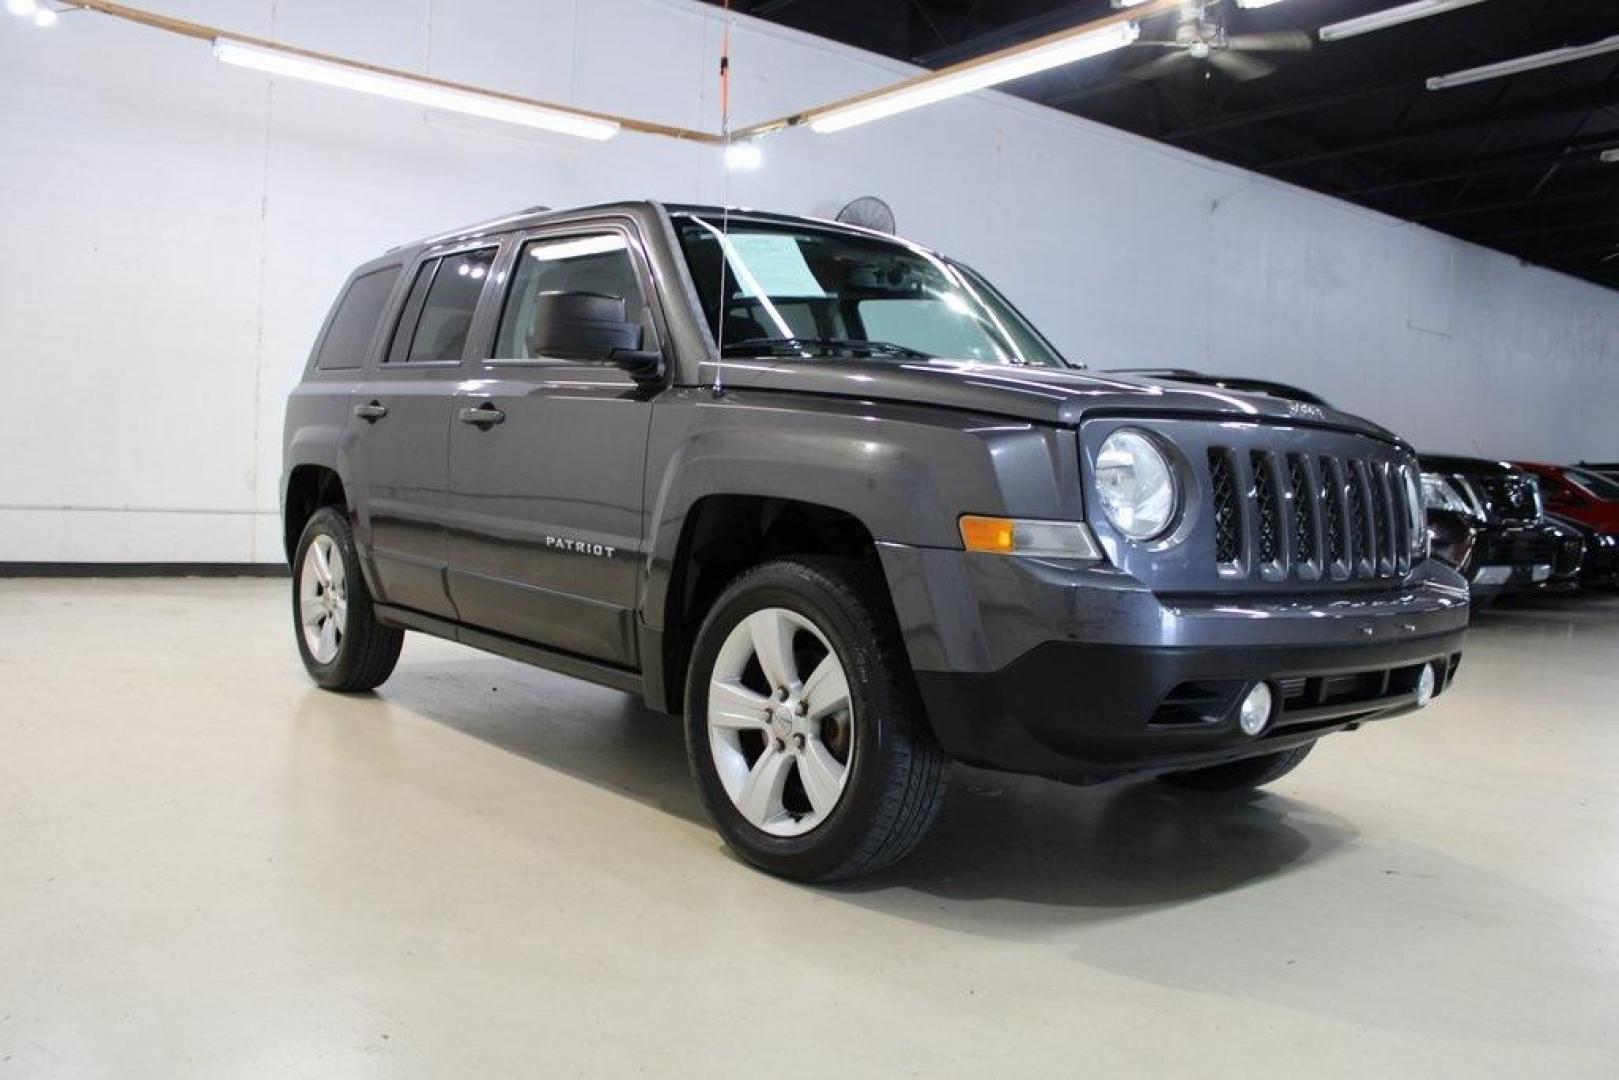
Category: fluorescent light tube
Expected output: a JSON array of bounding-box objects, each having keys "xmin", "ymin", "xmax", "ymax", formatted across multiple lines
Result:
[
  {"xmin": 1233, "ymin": 0, "xmax": 1291, "ymax": 8},
  {"xmin": 212, "ymin": 38, "xmax": 620, "ymax": 140},
  {"xmin": 527, "ymin": 235, "xmax": 627, "ymax": 261},
  {"xmin": 1426, "ymin": 33, "xmax": 1619, "ymax": 90},
  {"xmin": 723, "ymin": 140, "xmax": 763, "ymax": 169},
  {"xmin": 1319, "ymin": 0, "xmax": 1487, "ymax": 43},
  {"xmin": 809, "ymin": 20, "xmax": 1139, "ymax": 133},
  {"xmin": 1601, "ymin": 148, "xmax": 1619, "ymax": 165}
]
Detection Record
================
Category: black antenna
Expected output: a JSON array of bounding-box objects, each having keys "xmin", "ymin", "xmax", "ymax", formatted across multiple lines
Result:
[{"xmin": 713, "ymin": 1, "xmax": 734, "ymax": 398}]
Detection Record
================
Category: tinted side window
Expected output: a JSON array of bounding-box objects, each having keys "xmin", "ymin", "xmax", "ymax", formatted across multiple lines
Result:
[
  {"xmin": 386, "ymin": 259, "xmax": 438, "ymax": 363},
  {"xmin": 388, "ymin": 248, "xmax": 496, "ymax": 363},
  {"xmin": 495, "ymin": 234, "xmax": 649, "ymax": 360},
  {"xmin": 314, "ymin": 267, "xmax": 399, "ymax": 370}
]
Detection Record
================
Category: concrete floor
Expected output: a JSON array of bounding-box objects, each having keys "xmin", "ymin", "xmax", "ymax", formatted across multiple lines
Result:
[{"xmin": 1, "ymin": 578, "xmax": 1616, "ymax": 1077}]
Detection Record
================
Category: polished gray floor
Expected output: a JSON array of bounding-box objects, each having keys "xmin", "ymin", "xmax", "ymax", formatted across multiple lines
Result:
[{"xmin": 2, "ymin": 578, "xmax": 1616, "ymax": 1077}]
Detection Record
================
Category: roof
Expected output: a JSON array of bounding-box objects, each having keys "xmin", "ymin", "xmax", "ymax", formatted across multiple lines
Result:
[{"xmin": 386, "ymin": 201, "xmax": 931, "ymax": 259}]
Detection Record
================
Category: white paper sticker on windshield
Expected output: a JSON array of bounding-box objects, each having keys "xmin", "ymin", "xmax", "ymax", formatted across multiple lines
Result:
[{"xmin": 726, "ymin": 234, "xmax": 826, "ymax": 298}]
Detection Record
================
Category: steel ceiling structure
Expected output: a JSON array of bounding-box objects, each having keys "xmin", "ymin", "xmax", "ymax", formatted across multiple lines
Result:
[{"xmin": 708, "ymin": 0, "xmax": 1619, "ymax": 291}]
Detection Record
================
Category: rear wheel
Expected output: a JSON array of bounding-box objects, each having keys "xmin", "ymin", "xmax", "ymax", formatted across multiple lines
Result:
[
  {"xmin": 1159, "ymin": 742, "xmax": 1314, "ymax": 792},
  {"xmin": 685, "ymin": 558, "xmax": 947, "ymax": 881},
  {"xmin": 292, "ymin": 507, "xmax": 403, "ymax": 692}
]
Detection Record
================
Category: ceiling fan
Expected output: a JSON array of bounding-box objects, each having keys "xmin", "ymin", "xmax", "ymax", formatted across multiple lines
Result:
[{"xmin": 1126, "ymin": 1, "xmax": 1311, "ymax": 83}]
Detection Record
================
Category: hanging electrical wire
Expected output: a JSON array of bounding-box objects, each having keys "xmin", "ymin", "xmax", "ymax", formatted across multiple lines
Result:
[{"xmin": 713, "ymin": 0, "xmax": 735, "ymax": 396}]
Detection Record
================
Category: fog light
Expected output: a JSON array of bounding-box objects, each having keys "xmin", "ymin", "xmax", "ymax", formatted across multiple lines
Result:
[
  {"xmin": 1238, "ymin": 682, "xmax": 1274, "ymax": 736},
  {"xmin": 1415, "ymin": 663, "xmax": 1437, "ymax": 707}
]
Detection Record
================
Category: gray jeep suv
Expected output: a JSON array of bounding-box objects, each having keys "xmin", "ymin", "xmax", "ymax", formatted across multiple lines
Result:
[{"xmin": 283, "ymin": 201, "xmax": 1470, "ymax": 880}]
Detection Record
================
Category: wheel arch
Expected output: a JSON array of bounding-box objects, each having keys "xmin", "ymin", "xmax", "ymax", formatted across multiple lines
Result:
[
  {"xmin": 635, "ymin": 405, "xmax": 1067, "ymax": 715},
  {"xmin": 648, "ymin": 494, "xmax": 896, "ymax": 715},
  {"xmin": 283, "ymin": 464, "xmax": 350, "ymax": 564}
]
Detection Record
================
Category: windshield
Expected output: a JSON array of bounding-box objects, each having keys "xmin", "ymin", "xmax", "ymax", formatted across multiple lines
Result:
[
  {"xmin": 674, "ymin": 215, "xmax": 1071, "ymax": 367},
  {"xmin": 1567, "ymin": 467, "xmax": 1619, "ymax": 500}
]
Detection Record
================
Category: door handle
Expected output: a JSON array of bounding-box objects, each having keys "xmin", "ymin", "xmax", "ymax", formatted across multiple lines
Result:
[
  {"xmin": 458, "ymin": 404, "xmax": 506, "ymax": 427},
  {"xmin": 353, "ymin": 401, "xmax": 388, "ymax": 422}
]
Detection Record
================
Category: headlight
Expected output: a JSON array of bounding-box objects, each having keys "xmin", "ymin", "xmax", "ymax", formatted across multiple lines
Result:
[
  {"xmin": 1095, "ymin": 429, "xmax": 1179, "ymax": 541},
  {"xmin": 1403, "ymin": 466, "xmax": 1429, "ymax": 560},
  {"xmin": 1420, "ymin": 472, "xmax": 1477, "ymax": 517}
]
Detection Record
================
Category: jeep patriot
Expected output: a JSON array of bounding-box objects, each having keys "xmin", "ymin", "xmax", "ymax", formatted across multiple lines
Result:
[{"xmin": 282, "ymin": 202, "xmax": 1470, "ymax": 880}]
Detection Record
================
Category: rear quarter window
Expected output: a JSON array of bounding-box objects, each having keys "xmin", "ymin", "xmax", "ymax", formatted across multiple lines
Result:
[
  {"xmin": 388, "ymin": 248, "xmax": 497, "ymax": 363},
  {"xmin": 314, "ymin": 266, "xmax": 400, "ymax": 371}
]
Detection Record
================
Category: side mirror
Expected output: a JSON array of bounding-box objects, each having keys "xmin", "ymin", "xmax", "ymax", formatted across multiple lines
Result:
[{"xmin": 530, "ymin": 291, "xmax": 664, "ymax": 381}]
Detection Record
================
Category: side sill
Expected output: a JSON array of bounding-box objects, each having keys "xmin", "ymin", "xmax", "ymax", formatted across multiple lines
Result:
[{"xmin": 374, "ymin": 602, "xmax": 644, "ymax": 696}]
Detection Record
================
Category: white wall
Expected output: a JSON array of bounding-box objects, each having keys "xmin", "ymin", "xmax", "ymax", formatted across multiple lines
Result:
[{"xmin": 2, "ymin": 0, "xmax": 1615, "ymax": 563}]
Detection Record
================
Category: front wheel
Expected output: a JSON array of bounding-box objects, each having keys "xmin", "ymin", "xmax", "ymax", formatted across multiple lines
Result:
[
  {"xmin": 1158, "ymin": 742, "xmax": 1315, "ymax": 792},
  {"xmin": 685, "ymin": 558, "xmax": 948, "ymax": 881},
  {"xmin": 292, "ymin": 507, "xmax": 403, "ymax": 692}
]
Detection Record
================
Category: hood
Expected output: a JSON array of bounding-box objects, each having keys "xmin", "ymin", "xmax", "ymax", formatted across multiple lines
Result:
[
  {"xmin": 716, "ymin": 359, "xmax": 1399, "ymax": 440},
  {"xmin": 1419, "ymin": 453, "xmax": 1525, "ymax": 477}
]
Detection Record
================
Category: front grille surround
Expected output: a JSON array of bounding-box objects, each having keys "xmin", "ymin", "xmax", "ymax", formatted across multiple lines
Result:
[
  {"xmin": 1082, "ymin": 418, "xmax": 1424, "ymax": 595},
  {"xmin": 1214, "ymin": 441, "xmax": 1417, "ymax": 586}
]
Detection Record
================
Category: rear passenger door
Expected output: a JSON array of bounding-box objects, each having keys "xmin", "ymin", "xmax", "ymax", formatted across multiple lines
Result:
[
  {"xmin": 445, "ymin": 224, "xmax": 661, "ymax": 666},
  {"xmin": 347, "ymin": 242, "xmax": 499, "ymax": 620}
]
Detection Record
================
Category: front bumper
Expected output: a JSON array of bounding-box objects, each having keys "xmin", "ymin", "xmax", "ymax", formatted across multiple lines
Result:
[
  {"xmin": 1472, "ymin": 561, "xmax": 1556, "ymax": 596},
  {"xmin": 1435, "ymin": 520, "xmax": 1569, "ymax": 600},
  {"xmin": 879, "ymin": 543, "xmax": 1470, "ymax": 784}
]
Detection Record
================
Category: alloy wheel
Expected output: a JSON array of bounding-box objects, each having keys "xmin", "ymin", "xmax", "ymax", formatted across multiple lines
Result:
[
  {"xmin": 299, "ymin": 534, "xmax": 348, "ymax": 664},
  {"xmin": 707, "ymin": 607, "xmax": 855, "ymax": 837}
]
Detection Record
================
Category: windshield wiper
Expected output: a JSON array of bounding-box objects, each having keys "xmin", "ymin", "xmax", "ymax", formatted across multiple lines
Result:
[{"xmin": 720, "ymin": 336, "xmax": 933, "ymax": 360}]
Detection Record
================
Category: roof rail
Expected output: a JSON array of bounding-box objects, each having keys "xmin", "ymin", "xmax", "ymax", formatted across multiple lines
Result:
[{"xmin": 388, "ymin": 205, "xmax": 556, "ymax": 252}]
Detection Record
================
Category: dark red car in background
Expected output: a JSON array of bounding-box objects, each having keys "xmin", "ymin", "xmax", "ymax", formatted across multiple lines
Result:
[
  {"xmin": 1517, "ymin": 462, "xmax": 1619, "ymax": 589},
  {"xmin": 1518, "ymin": 463, "xmax": 1619, "ymax": 532}
]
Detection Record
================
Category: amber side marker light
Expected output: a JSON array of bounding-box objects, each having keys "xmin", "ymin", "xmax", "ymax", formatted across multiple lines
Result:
[{"xmin": 959, "ymin": 516, "xmax": 1103, "ymax": 560}]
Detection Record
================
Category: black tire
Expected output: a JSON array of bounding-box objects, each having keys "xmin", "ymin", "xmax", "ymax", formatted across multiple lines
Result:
[
  {"xmin": 684, "ymin": 557, "xmax": 948, "ymax": 882},
  {"xmin": 1159, "ymin": 742, "xmax": 1315, "ymax": 792},
  {"xmin": 291, "ymin": 507, "xmax": 403, "ymax": 692}
]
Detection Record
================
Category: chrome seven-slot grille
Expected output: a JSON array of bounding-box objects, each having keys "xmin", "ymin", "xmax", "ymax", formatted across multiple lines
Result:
[{"xmin": 1207, "ymin": 446, "xmax": 1421, "ymax": 583}]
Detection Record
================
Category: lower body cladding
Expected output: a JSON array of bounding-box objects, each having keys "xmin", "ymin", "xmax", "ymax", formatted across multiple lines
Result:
[{"xmin": 878, "ymin": 543, "xmax": 1470, "ymax": 785}]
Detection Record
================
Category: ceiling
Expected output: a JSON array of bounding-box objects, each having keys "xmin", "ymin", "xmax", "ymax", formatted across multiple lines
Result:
[{"xmin": 705, "ymin": 0, "xmax": 1619, "ymax": 291}]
